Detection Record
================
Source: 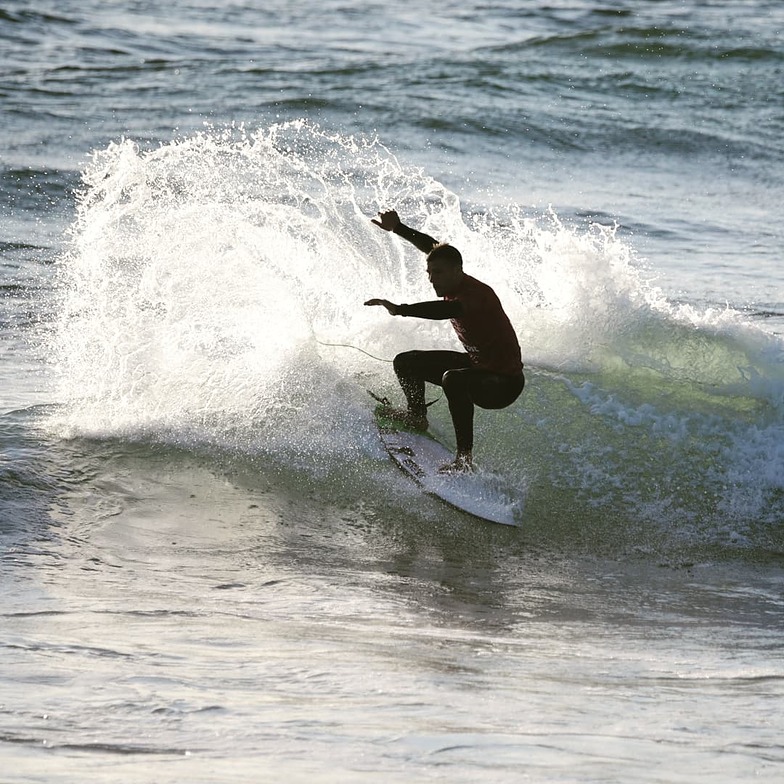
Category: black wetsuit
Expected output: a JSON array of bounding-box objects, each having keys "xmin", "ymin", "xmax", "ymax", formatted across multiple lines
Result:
[{"xmin": 391, "ymin": 223, "xmax": 524, "ymax": 454}]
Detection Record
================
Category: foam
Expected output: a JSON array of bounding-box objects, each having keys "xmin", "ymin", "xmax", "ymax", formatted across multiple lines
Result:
[{"xmin": 47, "ymin": 121, "xmax": 784, "ymax": 536}]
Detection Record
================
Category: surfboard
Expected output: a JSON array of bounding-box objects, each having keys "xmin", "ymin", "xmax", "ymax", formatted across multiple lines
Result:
[{"xmin": 374, "ymin": 406, "xmax": 520, "ymax": 526}]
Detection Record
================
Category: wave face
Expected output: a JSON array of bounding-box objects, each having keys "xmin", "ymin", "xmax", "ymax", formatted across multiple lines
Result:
[{"xmin": 48, "ymin": 122, "xmax": 784, "ymax": 553}]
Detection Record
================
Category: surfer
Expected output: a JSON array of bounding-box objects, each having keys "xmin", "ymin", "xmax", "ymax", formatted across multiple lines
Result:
[{"xmin": 365, "ymin": 210, "xmax": 524, "ymax": 473}]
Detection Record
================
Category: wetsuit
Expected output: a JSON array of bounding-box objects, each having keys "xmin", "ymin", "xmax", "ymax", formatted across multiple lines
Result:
[{"xmin": 392, "ymin": 223, "xmax": 524, "ymax": 454}]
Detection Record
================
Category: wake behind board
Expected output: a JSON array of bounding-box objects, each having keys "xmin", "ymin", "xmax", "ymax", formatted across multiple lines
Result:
[{"xmin": 374, "ymin": 407, "xmax": 520, "ymax": 526}]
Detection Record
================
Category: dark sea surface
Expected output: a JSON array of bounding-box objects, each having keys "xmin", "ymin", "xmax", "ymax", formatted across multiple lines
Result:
[{"xmin": 2, "ymin": 1, "xmax": 783, "ymax": 781}]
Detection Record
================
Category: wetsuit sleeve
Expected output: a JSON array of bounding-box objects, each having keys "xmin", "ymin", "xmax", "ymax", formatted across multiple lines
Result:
[
  {"xmin": 393, "ymin": 222, "xmax": 439, "ymax": 254},
  {"xmin": 398, "ymin": 300, "xmax": 463, "ymax": 319}
]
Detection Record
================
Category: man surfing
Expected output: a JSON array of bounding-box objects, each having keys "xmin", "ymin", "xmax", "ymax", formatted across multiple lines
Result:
[{"xmin": 365, "ymin": 210, "xmax": 524, "ymax": 473}]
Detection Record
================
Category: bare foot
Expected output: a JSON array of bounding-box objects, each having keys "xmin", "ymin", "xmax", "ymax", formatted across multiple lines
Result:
[
  {"xmin": 377, "ymin": 405, "xmax": 428, "ymax": 432},
  {"xmin": 438, "ymin": 454, "xmax": 474, "ymax": 474}
]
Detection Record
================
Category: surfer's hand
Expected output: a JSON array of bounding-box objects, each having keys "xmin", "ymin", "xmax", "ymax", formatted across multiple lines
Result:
[
  {"xmin": 364, "ymin": 298, "xmax": 400, "ymax": 315},
  {"xmin": 371, "ymin": 210, "xmax": 400, "ymax": 232}
]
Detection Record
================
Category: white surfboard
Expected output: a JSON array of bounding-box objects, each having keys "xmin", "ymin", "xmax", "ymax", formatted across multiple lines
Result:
[{"xmin": 375, "ymin": 409, "xmax": 521, "ymax": 526}]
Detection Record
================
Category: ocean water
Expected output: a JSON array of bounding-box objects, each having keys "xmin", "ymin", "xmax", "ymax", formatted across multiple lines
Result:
[{"xmin": 2, "ymin": 1, "xmax": 784, "ymax": 781}]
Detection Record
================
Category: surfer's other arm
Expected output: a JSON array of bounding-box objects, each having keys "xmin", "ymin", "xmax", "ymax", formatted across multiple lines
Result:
[{"xmin": 371, "ymin": 210, "xmax": 439, "ymax": 254}]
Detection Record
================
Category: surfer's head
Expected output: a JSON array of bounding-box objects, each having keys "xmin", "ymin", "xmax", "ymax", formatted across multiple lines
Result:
[{"xmin": 426, "ymin": 244, "xmax": 463, "ymax": 297}]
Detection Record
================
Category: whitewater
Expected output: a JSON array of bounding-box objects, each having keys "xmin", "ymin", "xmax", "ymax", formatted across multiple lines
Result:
[{"xmin": 45, "ymin": 124, "xmax": 784, "ymax": 552}]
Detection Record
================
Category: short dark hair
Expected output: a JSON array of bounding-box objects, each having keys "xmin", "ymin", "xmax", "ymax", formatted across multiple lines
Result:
[{"xmin": 427, "ymin": 243, "xmax": 463, "ymax": 268}]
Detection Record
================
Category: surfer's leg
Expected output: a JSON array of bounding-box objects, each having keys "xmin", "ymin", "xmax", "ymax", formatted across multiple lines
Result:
[
  {"xmin": 441, "ymin": 368, "xmax": 476, "ymax": 457},
  {"xmin": 441, "ymin": 368, "xmax": 525, "ymax": 468},
  {"xmin": 393, "ymin": 350, "xmax": 470, "ymax": 420},
  {"xmin": 470, "ymin": 370, "xmax": 525, "ymax": 410},
  {"xmin": 392, "ymin": 351, "xmax": 427, "ymax": 419}
]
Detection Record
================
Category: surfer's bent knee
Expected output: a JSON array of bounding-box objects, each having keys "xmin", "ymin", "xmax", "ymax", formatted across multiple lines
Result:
[
  {"xmin": 441, "ymin": 368, "xmax": 471, "ymax": 397},
  {"xmin": 393, "ymin": 350, "xmax": 420, "ymax": 375}
]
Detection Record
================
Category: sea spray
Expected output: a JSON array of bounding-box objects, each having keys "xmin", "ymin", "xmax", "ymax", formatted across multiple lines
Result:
[{"xmin": 48, "ymin": 121, "xmax": 784, "ymax": 544}]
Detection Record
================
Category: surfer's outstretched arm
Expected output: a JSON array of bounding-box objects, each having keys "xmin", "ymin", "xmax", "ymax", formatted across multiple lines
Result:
[
  {"xmin": 371, "ymin": 210, "xmax": 439, "ymax": 255},
  {"xmin": 364, "ymin": 299, "xmax": 461, "ymax": 319},
  {"xmin": 364, "ymin": 298, "xmax": 401, "ymax": 315}
]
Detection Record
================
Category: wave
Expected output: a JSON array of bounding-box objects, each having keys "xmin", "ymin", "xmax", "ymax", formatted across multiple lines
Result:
[{"xmin": 44, "ymin": 121, "xmax": 784, "ymax": 553}]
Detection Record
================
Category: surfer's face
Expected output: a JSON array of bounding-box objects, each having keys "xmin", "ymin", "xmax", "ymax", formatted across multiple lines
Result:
[{"xmin": 427, "ymin": 258, "xmax": 462, "ymax": 297}]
